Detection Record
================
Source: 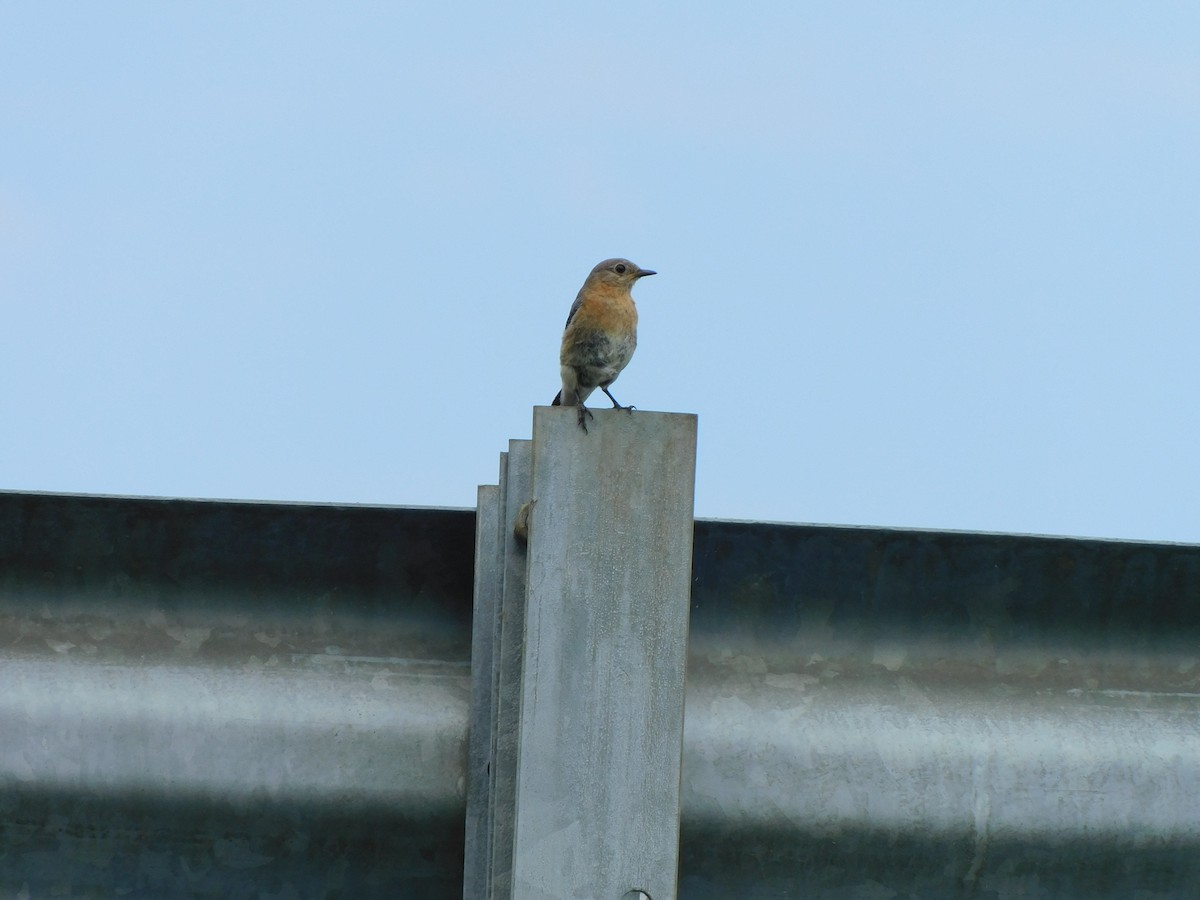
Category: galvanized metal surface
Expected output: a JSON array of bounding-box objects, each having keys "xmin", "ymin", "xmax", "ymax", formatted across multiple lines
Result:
[
  {"xmin": 3, "ymin": 491, "xmax": 1200, "ymax": 897},
  {"xmin": 486, "ymin": 439, "xmax": 533, "ymax": 899},
  {"xmin": 509, "ymin": 409, "xmax": 697, "ymax": 900},
  {"xmin": 464, "ymin": 482, "xmax": 502, "ymax": 899},
  {"xmin": 0, "ymin": 491, "xmax": 474, "ymax": 898},
  {"xmin": 681, "ymin": 521, "xmax": 1200, "ymax": 899}
]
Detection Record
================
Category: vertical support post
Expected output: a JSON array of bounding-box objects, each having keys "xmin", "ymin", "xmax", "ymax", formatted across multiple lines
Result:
[
  {"xmin": 464, "ymin": 479, "xmax": 503, "ymax": 900},
  {"xmin": 512, "ymin": 407, "xmax": 698, "ymax": 900},
  {"xmin": 488, "ymin": 440, "xmax": 533, "ymax": 898}
]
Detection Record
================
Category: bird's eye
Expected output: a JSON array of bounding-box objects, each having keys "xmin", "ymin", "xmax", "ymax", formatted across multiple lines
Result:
[{"xmin": 614, "ymin": 263, "xmax": 627, "ymax": 274}]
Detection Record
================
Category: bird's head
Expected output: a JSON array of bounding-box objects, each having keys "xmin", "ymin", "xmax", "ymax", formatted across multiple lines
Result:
[{"xmin": 588, "ymin": 258, "xmax": 656, "ymax": 288}]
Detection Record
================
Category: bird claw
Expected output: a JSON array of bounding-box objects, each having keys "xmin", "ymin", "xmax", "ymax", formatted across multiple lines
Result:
[
  {"xmin": 577, "ymin": 406, "xmax": 595, "ymax": 433},
  {"xmin": 601, "ymin": 386, "xmax": 633, "ymax": 414}
]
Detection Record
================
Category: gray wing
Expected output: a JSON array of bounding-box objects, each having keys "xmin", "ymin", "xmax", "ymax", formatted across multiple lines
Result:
[{"xmin": 563, "ymin": 289, "xmax": 586, "ymax": 330}]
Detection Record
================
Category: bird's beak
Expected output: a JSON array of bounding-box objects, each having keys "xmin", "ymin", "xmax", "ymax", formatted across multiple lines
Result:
[{"xmin": 637, "ymin": 268, "xmax": 657, "ymax": 278}]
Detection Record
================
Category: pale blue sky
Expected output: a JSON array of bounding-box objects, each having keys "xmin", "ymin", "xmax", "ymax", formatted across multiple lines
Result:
[{"xmin": 2, "ymin": 4, "xmax": 1197, "ymax": 543}]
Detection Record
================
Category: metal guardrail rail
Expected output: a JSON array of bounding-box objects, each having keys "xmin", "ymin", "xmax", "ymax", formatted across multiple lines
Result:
[{"xmin": 2, "ymin": 478, "xmax": 1199, "ymax": 897}]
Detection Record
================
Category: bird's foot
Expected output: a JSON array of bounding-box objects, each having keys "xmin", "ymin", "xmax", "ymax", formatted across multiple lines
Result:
[
  {"xmin": 576, "ymin": 405, "xmax": 595, "ymax": 433},
  {"xmin": 601, "ymin": 387, "xmax": 634, "ymax": 414}
]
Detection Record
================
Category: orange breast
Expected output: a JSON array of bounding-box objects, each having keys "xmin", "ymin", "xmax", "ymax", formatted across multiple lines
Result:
[{"xmin": 569, "ymin": 284, "xmax": 638, "ymax": 334}]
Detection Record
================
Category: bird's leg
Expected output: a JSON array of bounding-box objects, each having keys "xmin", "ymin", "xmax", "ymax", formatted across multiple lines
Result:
[
  {"xmin": 601, "ymin": 386, "xmax": 635, "ymax": 414},
  {"xmin": 573, "ymin": 388, "xmax": 595, "ymax": 433}
]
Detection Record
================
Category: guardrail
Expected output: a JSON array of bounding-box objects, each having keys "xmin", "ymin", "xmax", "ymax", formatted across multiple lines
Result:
[{"xmin": 2, "ymin": 413, "xmax": 1198, "ymax": 897}]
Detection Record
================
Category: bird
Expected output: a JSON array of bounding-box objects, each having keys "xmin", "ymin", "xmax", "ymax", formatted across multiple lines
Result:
[{"xmin": 551, "ymin": 258, "xmax": 656, "ymax": 433}]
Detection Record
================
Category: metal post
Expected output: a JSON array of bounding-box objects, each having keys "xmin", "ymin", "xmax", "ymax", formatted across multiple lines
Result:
[
  {"xmin": 488, "ymin": 439, "xmax": 534, "ymax": 898},
  {"xmin": 463, "ymin": 481, "xmax": 502, "ymax": 900},
  {"xmin": 511, "ymin": 407, "xmax": 698, "ymax": 900}
]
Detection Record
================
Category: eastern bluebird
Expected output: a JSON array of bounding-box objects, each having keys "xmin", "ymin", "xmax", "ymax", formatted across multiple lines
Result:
[{"xmin": 551, "ymin": 258, "xmax": 656, "ymax": 432}]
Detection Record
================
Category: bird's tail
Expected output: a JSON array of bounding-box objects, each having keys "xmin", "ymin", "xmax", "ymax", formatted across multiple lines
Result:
[{"xmin": 551, "ymin": 390, "xmax": 562, "ymax": 406}]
